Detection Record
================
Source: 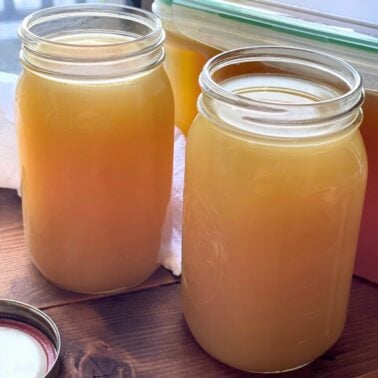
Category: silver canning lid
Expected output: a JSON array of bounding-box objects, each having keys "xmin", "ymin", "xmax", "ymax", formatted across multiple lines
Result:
[{"xmin": 0, "ymin": 299, "xmax": 61, "ymax": 378}]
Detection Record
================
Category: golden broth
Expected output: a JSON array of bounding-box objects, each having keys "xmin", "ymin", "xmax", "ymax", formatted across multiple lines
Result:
[
  {"xmin": 17, "ymin": 34, "xmax": 174, "ymax": 293},
  {"xmin": 164, "ymin": 30, "xmax": 218, "ymax": 134},
  {"xmin": 182, "ymin": 74, "xmax": 367, "ymax": 372}
]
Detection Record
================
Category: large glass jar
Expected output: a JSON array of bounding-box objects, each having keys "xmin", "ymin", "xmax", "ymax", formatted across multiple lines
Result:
[
  {"xmin": 182, "ymin": 47, "xmax": 367, "ymax": 373},
  {"xmin": 17, "ymin": 5, "xmax": 174, "ymax": 294}
]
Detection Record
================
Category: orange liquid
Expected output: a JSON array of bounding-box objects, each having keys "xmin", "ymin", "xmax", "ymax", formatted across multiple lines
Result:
[
  {"xmin": 182, "ymin": 75, "xmax": 367, "ymax": 372},
  {"xmin": 164, "ymin": 31, "xmax": 218, "ymax": 134},
  {"xmin": 355, "ymin": 90, "xmax": 378, "ymax": 283},
  {"xmin": 16, "ymin": 36, "xmax": 174, "ymax": 293}
]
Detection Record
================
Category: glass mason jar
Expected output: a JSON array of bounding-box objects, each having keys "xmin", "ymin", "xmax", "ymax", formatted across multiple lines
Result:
[
  {"xmin": 182, "ymin": 47, "xmax": 367, "ymax": 373},
  {"xmin": 17, "ymin": 5, "xmax": 174, "ymax": 294}
]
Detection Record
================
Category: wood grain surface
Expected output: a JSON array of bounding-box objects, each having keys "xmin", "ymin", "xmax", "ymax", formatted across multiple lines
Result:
[
  {"xmin": 48, "ymin": 279, "xmax": 378, "ymax": 378},
  {"xmin": 0, "ymin": 188, "xmax": 178, "ymax": 308},
  {"xmin": 0, "ymin": 187, "xmax": 377, "ymax": 377}
]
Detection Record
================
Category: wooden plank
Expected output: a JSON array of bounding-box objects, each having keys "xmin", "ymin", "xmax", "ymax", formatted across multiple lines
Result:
[
  {"xmin": 0, "ymin": 188, "xmax": 178, "ymax": 308},
  {"xmin": 46, "ymin": 278, "xmax": 378, "ymax": 378}
]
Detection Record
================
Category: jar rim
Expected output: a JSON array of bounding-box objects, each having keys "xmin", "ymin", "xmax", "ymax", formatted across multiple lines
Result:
[
  {"xmin": 19, "ymin": 4, "xmax": 163, "ymax": 51},
  {"xmin": 18, "ymin": 4, "xmax": 165, "ymax": 79},
  {"xmin": 201, "ymin": 46, "xmax": 362, "ymax": 108},
  {"xmin": 199, "ymin": 46, "xmax": 364, "ymax": 139}
]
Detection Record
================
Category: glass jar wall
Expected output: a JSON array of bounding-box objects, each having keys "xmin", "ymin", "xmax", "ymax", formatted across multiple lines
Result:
[
  {"xmin": 182, "ymin": 47, "xmax": 367, "ymax": 373},
  {"xmin": 17, "ymin": 4, "xmax": 174, "ymax": 294}
]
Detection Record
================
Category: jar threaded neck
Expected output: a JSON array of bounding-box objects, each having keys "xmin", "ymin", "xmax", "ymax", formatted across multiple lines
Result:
[
  {"xmin": 199, "ymin": 46, "xmax": 364, "ymax": 140},
  {"xmin": 19, "ymin": 4, "xmax": 165, "ymax": 79}
]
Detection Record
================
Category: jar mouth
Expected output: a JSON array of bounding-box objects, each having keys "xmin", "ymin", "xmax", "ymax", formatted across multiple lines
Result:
[
  {"xmin": 199, "ymin": 46, "xmax": 364, "ymax": 138},
  {"xmin": 19, "ymin": 4, "xmax": 165, "ymax": 79},
  {"xmin": 19, "ymin": 4, "xmax": 163, "ymax": 54}
]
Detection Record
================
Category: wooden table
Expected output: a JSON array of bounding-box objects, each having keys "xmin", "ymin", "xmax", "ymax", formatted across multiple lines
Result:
[{"xmin": 0, "ymin": 188, "xmax": 377, "ymax": 378}]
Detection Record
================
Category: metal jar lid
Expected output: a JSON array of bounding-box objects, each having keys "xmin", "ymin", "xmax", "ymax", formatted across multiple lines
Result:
[{"xmin": 0, "ymin": 299, "xmax": 61, "ymax": 377}]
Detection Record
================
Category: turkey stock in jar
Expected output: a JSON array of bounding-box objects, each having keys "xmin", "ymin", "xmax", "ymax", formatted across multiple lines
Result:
[
  {"xmin": 17, "ymin": 5, "xmax": 174, "ymax": 294},
  {"xmin": 182, "ymin": 46, "xmax": 367, "ymax": 373}
]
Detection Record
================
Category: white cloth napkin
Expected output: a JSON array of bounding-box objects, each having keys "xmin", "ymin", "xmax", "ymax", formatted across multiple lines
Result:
[
  {"xmin": 0, "ymin": 72, "xmax": 184, "ymax": 276},
  {"xmin": 0, "ymin": 73, "xmax": 19, "ymax": 192}
]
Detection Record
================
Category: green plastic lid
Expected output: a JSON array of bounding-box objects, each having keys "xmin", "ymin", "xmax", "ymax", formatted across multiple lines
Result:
[{"xmin": 172, "ymin": 0, "xmax": 377, "ymax": 52}]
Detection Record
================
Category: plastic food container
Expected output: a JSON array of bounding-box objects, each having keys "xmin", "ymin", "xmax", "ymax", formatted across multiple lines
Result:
[
  {"xmin": 154, "ymin": 0, "xmax": 378, "ymax": 283},
  {"xmin": 17, "ymin": 5, "xmax": 174, "ymax": 294},
  {"xmin": 152, "ymin": 0, "xmax": 219, "ymax": 134}
]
